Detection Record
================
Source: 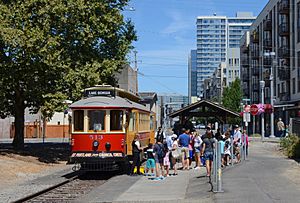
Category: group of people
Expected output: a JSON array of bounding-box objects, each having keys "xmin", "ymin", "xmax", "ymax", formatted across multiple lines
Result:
[{"xmin": 130, "ymin": 125, "xmax": 249, "ymax": 179}]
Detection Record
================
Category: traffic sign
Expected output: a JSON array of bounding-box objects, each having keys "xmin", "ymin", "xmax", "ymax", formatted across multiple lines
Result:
[
  {"xmin": 244, "ymin": 105, "xmax": 250, "ymax": 113},
  {"xmin": 250, "ymin": 104, "xmax": 259, "ymax": 116},
  {"xmin": 243, "ymin": 112, "xmax": 251, "ymax": 122}
]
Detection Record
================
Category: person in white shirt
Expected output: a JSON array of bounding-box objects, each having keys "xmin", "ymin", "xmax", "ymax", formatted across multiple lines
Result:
[
  {"xmin": 233, "ymin": 125, "xmax": 242, "ymax": 163},
  {"xmin": 193, "ymin": 131, "xmax": 202, "ymax": 169}
]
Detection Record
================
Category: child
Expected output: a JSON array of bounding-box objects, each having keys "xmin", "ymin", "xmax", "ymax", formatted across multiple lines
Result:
[
  {"xmin": 163, "ymin": 149, "xmax": 170, "ymax": 177},
  {"xmin": 224, "ymin": 139, "xmax": 231, "ymax": 166},
  {"xmin": 145, "ymin": 144, "xmax": 155, "ymax": 176},
  {"xmin": 219, "ymin": 137, "xmax": 225, "ymax": 167}
]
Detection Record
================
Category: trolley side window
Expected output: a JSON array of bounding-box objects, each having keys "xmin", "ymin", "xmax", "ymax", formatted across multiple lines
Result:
[
  {"xmin": 88, "ymin": 110, "xmax": 105, "ymax": 132},
  {"xmin": 74, "ymin": 110, "xmax": 84, "ymax": 132},
  {"xmin": 110, "ymin": 110, "xmax": 123, "ymax": 131},
  {"xmin": 150, "ymin": 115, "xmax": 154, "ymax": 130},
  {"xmin": 139, "ymin": 113, "xmax": 150, "ymax": 131},
  {"xmin": 129, "ymin": 112, "xmax": 136, "ymax": 132}
]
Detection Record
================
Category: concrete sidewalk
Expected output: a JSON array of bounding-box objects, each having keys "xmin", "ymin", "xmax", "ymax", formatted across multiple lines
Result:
[
  {"xmin": 77, "ymin": 168, "xmax": 213, "ymax": 203},
  {"xmin": 214, "ymin": 142, "xmax": 300, "ymax": 203}
]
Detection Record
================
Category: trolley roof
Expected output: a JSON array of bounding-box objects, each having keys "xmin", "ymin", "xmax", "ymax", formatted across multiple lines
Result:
[{"xmin": 70, "ymin": 96, "xmax": 149, "ymax": 112}]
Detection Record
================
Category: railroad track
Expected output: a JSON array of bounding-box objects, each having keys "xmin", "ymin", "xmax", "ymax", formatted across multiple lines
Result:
[{"xmin": 14, "ymin": 172, "xmax": 112, "ymax": 203}]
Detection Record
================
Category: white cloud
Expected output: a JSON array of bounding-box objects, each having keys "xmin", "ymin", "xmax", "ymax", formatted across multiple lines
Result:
[{"xmin": 161, "ymin": 10, "xmax": 192, "ymax": 35}]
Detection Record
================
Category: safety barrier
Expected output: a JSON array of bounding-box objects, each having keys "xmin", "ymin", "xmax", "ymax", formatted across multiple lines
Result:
[{"xmin": 212, "ymin": 137, "xmax": 248, "ymax": 193}]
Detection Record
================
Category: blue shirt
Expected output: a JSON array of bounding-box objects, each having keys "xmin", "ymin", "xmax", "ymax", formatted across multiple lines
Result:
[
  {"xmin": 178, "ymin": 133, "xmax": 190, "ymax": 147},
  {"xmin": 219, "ymin": 140, "xmax": 225, "ymax": 154}
]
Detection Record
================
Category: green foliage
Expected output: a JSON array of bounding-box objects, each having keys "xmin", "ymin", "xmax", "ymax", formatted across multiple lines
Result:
[
  {"xmin": 280, "ymin": 134, "xmax": 300, "ymax": 159},
  {"xmin": 222, "ymin": 78, "xmax": 243, "ymax": 124},
  {"xmin": 0, "ymin": 0, "xmax": 136, "ymax": 148}
]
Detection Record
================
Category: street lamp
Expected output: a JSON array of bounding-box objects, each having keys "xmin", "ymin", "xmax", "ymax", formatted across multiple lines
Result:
[
  {"xmin": 260, "ymin": 80, "xmax": 265, "ymax": 141},
  {"xmin": 264, "ymin": 52, "xmax": 276, "ymax": 138}
]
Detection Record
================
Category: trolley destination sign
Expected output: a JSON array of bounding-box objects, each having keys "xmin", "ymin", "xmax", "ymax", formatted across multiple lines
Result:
[{"xmin": 84, "ymin": 90, "xmax": 115, "ymax": 98}]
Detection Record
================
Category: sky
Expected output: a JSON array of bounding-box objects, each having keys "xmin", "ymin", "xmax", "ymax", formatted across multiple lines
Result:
[{"xmin": 123, "ymin": 0, "xmax": 269, "ymax": 96}]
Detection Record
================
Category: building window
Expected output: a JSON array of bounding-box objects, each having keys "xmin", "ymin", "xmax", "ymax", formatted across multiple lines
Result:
[
  {"xmin": 293, "ymin": 78, "xmax": 296, "ymax": 94},
  {"xmin": 234, "ymin": 58, "xmax": 239, "ymax": 66},
  {"xmin": 277, "ymin": 84, "xmax": 280, "ymax": 96}
]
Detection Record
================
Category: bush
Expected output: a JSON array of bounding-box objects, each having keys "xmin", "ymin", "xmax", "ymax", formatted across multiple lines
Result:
[{"xmin": 280, "ymin": 134, "xmax": 300, "ymax": 158}]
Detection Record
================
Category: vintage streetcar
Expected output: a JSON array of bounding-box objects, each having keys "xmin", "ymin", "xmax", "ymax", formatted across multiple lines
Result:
[{"xmin": 69, "ymin": 85, "xmax": 155, "ymax": 172}]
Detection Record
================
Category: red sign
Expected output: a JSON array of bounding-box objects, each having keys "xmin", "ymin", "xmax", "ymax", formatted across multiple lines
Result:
[
  {"xmin": 264, "ymin": 104, "xmax": 273, "ymax": 114},
  {"xmin": 244, "ymin": 105, "xmax": 250, "ymax": 113},
  {"xmin": 250, "ymin": 104, "xmax": 259, "ymax": 116}
]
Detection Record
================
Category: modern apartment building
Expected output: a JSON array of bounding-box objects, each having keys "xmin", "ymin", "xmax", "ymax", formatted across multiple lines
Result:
[
  {"xmin": 240, "ymin": 0, "xmax": 300, "ymax": 131},
  {"xmin": 188, "ymin": 50, "xmax": 197, "ymax": 103},
  {"xmin": 193, "ymin": 12, "xmax": 255, "ymax": 99}
]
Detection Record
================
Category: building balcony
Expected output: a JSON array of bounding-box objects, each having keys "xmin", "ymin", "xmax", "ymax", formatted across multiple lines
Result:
[
  {"xmin": 278, "ymin": 0, "xmax": 289, "ymax": 14},
  {"xmin": 251, "ymin": 33, "xmax": 259, "ymax": 43},
  {"xmin": 251, "ymin": 50, "xmax": 259, "ymax": 59},
  {"xmin": 253, "ymin": 84, "xmax": 259, "ymax": 91},
  {"xmin": 241, "ymin": 58, "xmax": 249, "ymax": 66},
  {"xmin": 278, "ymin": 23, "xmax": 289, "ymax": 36},
  {"xmin": 278, "ymin": 46, "xmax": 290, "ymax": 58},
  {"xmin": 263, "ymin": 58, "xmax": 272, "ymax": 66},
  {"xmin": 278, "ymin": 66, "xmax": 290, "ymax": 80},
  {"xmin": 263, "ymin": 38, "xmax": 272, "ymax": 49},
  {"xmin": 263, "ymin": 19, "xmax": 272, "ymax": 31},
  {"xmin": 241, "ymin": 46, "xmax": 249, "ymax": 54},
  {"xmin": 252, "ymin": 68, "xmax": 259, "ymax": 75},
  {"xmin": 242, "ymin": 75, "xmax": 250, "ymax": 81},
  {"xmin": 279, "ymin": 92, "xmax": 291, "ymax": 101}
]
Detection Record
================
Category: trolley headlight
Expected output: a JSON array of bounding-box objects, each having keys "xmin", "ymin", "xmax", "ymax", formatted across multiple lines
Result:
[
  {"xmin": 93, "ymin": 140, "xmax": 99, "ymax": 147},
  {"xmin": 105, "ymin": 142, "xmax": 111, "ymax": 152}
]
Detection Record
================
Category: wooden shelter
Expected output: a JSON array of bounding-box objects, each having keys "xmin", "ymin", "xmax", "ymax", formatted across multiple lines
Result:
[{"xmin": 168, "ymin": 100, "xmax": 240, "ymax": 124}]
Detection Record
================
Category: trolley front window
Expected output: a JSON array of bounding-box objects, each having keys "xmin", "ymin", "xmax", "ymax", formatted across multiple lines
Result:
[
  {"xmin": 88, "ymin": 110, "xmax": 105, "ymax": 132},
  {"xmin": 74, "ymin": 110, "xmax": 84, "ymax": 132},
  {"xmin": 110, "ymin": 110, "xmax": 123, "ymax": 131}
]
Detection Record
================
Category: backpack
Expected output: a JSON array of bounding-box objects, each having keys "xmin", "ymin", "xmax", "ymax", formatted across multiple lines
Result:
[{"xmin": 156, "ymin": 144, "xmax": 166, "ymax": 159}]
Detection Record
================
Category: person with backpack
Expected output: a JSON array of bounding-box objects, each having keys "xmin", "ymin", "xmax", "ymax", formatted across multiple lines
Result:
[{"xmin": 153, "ymin": 136, "xmax": 165, "ymax": 180}]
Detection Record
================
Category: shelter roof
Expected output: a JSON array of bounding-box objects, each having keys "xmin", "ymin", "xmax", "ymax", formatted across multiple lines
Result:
[{"xmin": 168, "ymin": 100, "xmax": 240, "ymax": 118}]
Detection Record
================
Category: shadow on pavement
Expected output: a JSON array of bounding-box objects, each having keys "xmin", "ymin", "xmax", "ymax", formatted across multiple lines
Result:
[{"xmin": 0, "ymin": 142, "xmax": 71, "ymax": 164}]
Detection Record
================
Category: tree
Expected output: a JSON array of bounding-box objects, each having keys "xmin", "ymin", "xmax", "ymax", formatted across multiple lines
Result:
[
  {"xmin": 222, "ymin": 78, "xmax": 243, "ymax": 124},
  {"xmin": 0, "ymin": 0, "xmax": 136, "ymax": 149}
]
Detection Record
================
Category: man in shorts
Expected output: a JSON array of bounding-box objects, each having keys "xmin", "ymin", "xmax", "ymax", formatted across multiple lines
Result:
[{"xmin": 178, "ymin": 128, "xmax": 190, "ymax": 170}]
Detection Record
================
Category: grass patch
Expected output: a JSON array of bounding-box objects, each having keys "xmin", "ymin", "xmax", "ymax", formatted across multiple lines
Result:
[{"xmin": 250, "ymin": 133, "xmax": 261, "ymax": 137}]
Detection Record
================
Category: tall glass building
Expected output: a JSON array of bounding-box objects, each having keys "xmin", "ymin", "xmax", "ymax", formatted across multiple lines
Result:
[{"xmin": 192, "ymin": 12, "xmax": 255, "ymax": 98}]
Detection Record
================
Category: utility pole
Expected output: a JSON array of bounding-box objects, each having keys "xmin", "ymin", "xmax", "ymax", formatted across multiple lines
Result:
[
  {"xmin": 264, "ymin": 51, "xmax": 276, "ymax": 137},
  {"xmin": 260, "ymin": 81, "xmax": 265, "ymax": 141},
  {"xmin": 133, "ymin": 50, "xmax": 138, "ymax": 94}
]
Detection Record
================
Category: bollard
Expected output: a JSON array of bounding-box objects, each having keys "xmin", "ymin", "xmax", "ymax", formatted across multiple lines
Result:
[
  {"xmin": 213, "ymin": 139, "xmax": 218, "ymax": 184},
  {"xmin": 230, "ymin": 136, "xmax": 234, "ymax": 166},
  {"xmin": 214, "ymin": 142, "xmax": 224, "ymax": 193}
]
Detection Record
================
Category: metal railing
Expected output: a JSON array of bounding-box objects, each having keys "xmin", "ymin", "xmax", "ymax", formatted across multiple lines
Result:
[{"xmin": 211, "ymin": 137, "xmax": 248, "ymax": 193}]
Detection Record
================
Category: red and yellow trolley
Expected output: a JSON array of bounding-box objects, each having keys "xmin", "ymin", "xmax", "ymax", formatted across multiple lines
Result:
[{"xmin": 69, "ymin": 86, "xmax": 155, "ymax": 172}]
